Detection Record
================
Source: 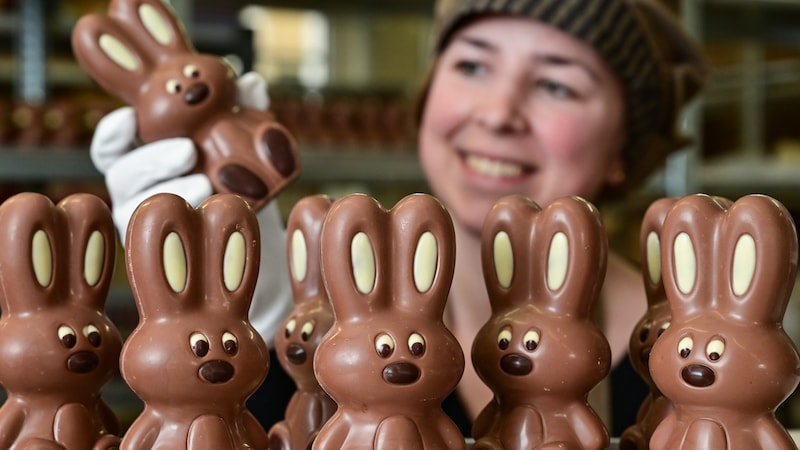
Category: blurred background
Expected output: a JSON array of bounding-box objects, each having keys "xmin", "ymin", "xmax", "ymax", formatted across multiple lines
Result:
[{"xmin": 1, "ymin": 0, "xmax": 800, "ymax": 431}]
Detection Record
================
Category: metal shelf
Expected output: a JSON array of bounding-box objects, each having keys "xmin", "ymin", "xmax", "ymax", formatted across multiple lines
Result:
[{"xmin": 0, "ymin": 147, "xmax": 423, "ymax": 183}]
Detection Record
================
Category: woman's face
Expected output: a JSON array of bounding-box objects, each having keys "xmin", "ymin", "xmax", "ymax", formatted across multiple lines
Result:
[{"xmin": 418, "ymin": 16, "xmax": 626, "ymax": 235}]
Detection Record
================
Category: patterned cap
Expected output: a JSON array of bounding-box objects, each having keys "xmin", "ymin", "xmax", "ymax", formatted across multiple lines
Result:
[{"xmin": 430, "ymin": 0, "xmax": 709, "ymax": 189}]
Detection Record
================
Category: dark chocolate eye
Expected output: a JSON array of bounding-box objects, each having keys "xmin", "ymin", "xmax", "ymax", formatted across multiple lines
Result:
[
  {"xmin": 523, "ymin": 329, "xmax": 540, "ymax": 352},
  {"xmin": 166, "ymin": 79, "xmax": 182, "ymax": 94},
  {"xmin": 678, "ymin": 336, "xmax": 693, "ymax": 359},
  {"xmin": 284, "ymin": 318, "xmax": 297, "ymax": 338},
  {"xmin": 190, "ymin": 332, "xmax": 210, "ymax": 357},
  {"xmin": 408, "ymin": 333, "xmax": 425, "ymax": 357},
  {"xmin": 300, "ymin": 321, "xmax": 315, "ymax": 341},
  {"xmin": 58, "ymin": 325, "xmax": 77, "ymax": 348},
  {"xmin": 497, "ymin": 327, "xmax": 512, "ymax": 350},
  {"xmin": 375, "ymin": 333, "xmax": 395, "ymax": 358},
  {"xmin": 83, "ymin": 324, "xmax": 101, "ymax": 347},
  {"xmin": 639, "ymin": 322, "xmax": 652, "ymax": 342},
  {"xmin": 222, "ymin": 332, "xmax": 238, "ymax": 355},
  {"xmin": 183, "ymin": 64, "xmax": 200, "ymax": 78},
  {"xmin": 706, "ymin": 337, "xmax": 725, "ymax": 362}
]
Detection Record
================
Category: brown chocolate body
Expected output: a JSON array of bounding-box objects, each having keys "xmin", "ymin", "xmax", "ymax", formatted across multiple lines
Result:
[
  {"xmin": 649, "ymin": 194, "xmax": 800, "ymax": 450},
  {"xmin": 71, "ymin": 0, "xmax": 300, "ymax": 210},
  {"xmin": 313, "ymin": 193, "xmax": 465, "ymax": 450},
  {"xmin": 0, "ymin": 193, "xmax": 122, "ymax": 449},
  {"xmin": 269, "ymin": 195, "xmax": 337, "ymax": 450},
  {"xmin": 471, "ymin": 195, "xmax": 611, "ymax": 450},
  {"xmin": 121, "ymin": 193, "xmax": 269, "ymax": 450},
  {"xmin": 619, "ymin": 198, "xmax": 678, "ymax": 450}
]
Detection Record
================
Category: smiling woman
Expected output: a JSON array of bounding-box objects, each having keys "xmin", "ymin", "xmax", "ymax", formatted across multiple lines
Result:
[{"xmin": 415, "ymin": 0, "xmax": 710, "ymax": 438}]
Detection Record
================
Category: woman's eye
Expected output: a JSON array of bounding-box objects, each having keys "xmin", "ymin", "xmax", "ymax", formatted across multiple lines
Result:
[
  {"xmin": 454, "ymin": 60, "xmax": 486, "ymax": 77},
  {"xmin": 538, "ymin": 79, "xmax": 576, "ymax": 99}
]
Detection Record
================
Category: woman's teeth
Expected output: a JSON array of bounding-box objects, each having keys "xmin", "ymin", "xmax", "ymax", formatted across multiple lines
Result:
[{"xmin": 465, "ymin": 154, "xmax": 524, "ymax": 178}]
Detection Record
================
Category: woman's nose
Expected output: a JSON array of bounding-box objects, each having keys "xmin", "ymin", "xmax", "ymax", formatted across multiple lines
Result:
[{"xmin": 475, "ymin": 87, "xmax": 529, "ymax": 133}]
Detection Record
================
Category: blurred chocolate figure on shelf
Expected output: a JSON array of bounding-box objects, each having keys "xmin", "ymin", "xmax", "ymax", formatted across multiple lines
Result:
[{"xmin": 415, "ymin": 0, "xmax": 709, "ymax": 435}]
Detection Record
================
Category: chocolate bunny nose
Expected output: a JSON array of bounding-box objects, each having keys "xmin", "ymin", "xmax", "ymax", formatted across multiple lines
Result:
[
  {"xmin": 682, "ymin": 364, "xmax": 715, "ymax": 388},
  {"xmin": 382, "ymin": 362, "xmax": 420, "ymax": 385},
  {"xmin": 500, "ymin": 354, "xmax": 532, "ymax": 376},
  {"xmin": 67, "ymin": 351, "xmax": 99, "ymax": 373},
  {"xmin": 199, "ymin": 360, "xmax": 235, "ymax": 383},
  {"xmin": 184, "ymin": 82, "xmax": 209, "ymax": 105},
  {"xmin": 286, "ymin": 343, "xmax": 307, "ymax": 365}
]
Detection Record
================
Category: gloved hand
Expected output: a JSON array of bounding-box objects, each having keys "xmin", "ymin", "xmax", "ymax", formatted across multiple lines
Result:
[{"xmin": 90, "ymin": 71, "xmax": 291, "ymax": 346}]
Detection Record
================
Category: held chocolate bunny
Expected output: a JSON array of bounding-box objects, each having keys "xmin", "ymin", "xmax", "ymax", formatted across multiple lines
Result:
[
  {"xmin": 471, "ymin": 195, "xmax": 611, "ymax": 450},
  {"xmin": 0, "ymin": 193, "xmax": 123, "ymax": 450},
  {"xmin": 71, "ymin": 0, "xmax": 300, "ymax": 210},
  {"xmin": 268, "ymin": 195, "xmax": 337, "ymax": 450},
  {"xmin": 619, "ymin": 197, "xmax": 678, "ymax": 450},
  {"xmin": 313, "ymin": 193, "xmax": 465, "ymax": 450},
  {"xmin": 649, "ymin": 194, "xmax": 800, "ymax": 450},
  {"xmin": 121, "ymin": 193, "xmax": 270, "ymax": 450}
]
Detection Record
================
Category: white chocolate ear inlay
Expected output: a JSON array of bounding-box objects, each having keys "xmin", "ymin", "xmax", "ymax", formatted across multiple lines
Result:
[
  {"xmin": 99, "ymin": 34, "xmax": 139, "ymax": 72},
  {"xmin": 547, "ymin": 232, "xmax": 568, "ymax": 291},
  {"xmin": 646, "ymin": 231, "xmax": 662, "ymax": 285},
  {"xmin": 351, "ymin": 232, "xmax": 376, "ymax": 294},
  {"xmin": 223, "ymin": 232, "xmax": 246, "ymax": 292},
  {"xmin": 732, "ymin": 233, "xmax": 756, "ymax": 296},
  {"xmin": 673, "ymin": 232, "xmax": 696, "ymax": 294},
  {"xmin": 413, "ymin": 231, "xmax": 438, "ymax": 293},
  {"xmin": 291, "ymin": 229, "xmax": 308, "ymax": 283},
  {"xmin": 31, "ymin": 230, "xmax": 52, "ymax": 287},
  {"xmin": 84, "ymin": 231, "xmax": 105, "ymax": 286},
  {"xmin": 493, "ymin": 231, "xmax": 513, "ymax": 289},
  {"xmin": 139, "ymin": 4, "xmax": 173, "ymax": 46},
  {"xmin": 163, "ymin": 232, "xmax": 187, "ymax": 293}
]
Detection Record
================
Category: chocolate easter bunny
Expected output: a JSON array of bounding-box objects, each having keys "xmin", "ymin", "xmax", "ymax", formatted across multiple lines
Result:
[
  {"xmin": 268, "ymin": 195, "xmax": 337, "ymax": 450},
  {"xmin": 0, "ymin": 193, "xmax": 122, "ymax": 450},
  {"xmin": 121, "ymin": 193, "xmax": 270, "ymax": 450},
  {"xmin": 649, "ymin": 194, "xmax": 800, "ymax": 450},
  {"xmin": 313, "ymin": 193, "xmax": 465, "ymax": 450},
  {"xmin": 71, "ymin": 0, "xmax": 300, "ymax": 210},
  {"xmin": 619, "ymin": 197, "xmax": 678, "ymax": 450},
  {"xmin": 471, "ymin": 195, "xmax": 611, "ymax": 450}
]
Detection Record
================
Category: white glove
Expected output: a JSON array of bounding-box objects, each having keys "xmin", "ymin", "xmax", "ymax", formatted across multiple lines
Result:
[{"xmin": 90, "ymin": 72, "xmax": 291, "ymax": 347}]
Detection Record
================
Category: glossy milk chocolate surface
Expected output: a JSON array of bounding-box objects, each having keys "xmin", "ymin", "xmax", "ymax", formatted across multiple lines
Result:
[
  {"xmin": 313, "ymin": 193, "xmax": 465, "ymax": 450},
  {"xmin": 0, "ymin": 193, "xmax": 122, "ymax": 449},
  {"xmin": 471, "ymin": 195, "xmax": 611, "ymax": 450},
  {"xmin": 269, "ymin": 195, "xmax": 337, "ymax": 450},
  {"xmin": 71, "ymin": 0, "xmax": 300, "ymax": 209},
  {"xmin": 649, "ymin": 194, "xmax": 800, "ymax": 450},
  {"xmin": 121, "ymin": 193, "xmax": 269, "ymax": 449}
]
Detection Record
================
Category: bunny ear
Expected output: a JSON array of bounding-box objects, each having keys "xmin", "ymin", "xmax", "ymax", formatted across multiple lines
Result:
[
  {"xmin": 640, "ymin": 198, "xmax": 677, "ymax": 305},
  {"xmin": 718, "ymin": 195, "xmax": 798, "ymax": 324},
  {"xmin": 661, "ymin": 194, "xmax": 727, "ymax": 320},
  {"xmin": 0, "ymin": 193, "xmax": 73, "ymax": 315},
  {"xmin": 109, "ymin": 0, "xmax": 194, "ymax": 62},
  {"xmin": 481, "ymin": 195, "xmax": 542, "ymax": 314},
  {"xmin": 58, "ymin": 194, "xmax": 116, "ymax": 311},
  {"xmin": 126, "ymin": 193, "xmax": 200, "ymax": 320},
  {"xmin": 390, "ymin": 194, "xmax": 455, "ymax": 319},
  {"xmin": 535, "ymin": 196, "xmax": 607, "ymax": 319},
  {"xmin": 287, "ymin": 195, "xmax": 334, "ymax": 305},
  {"xmin": 320, "ymin": 194, "xmax": 389, "ymax": 322},
  {"xmin": 199, "ymin": 194, "xmax": 261, "ymax": 319},
  {"xmin": 71, "ymin": 14, "xmax": 151, "ymax": 104}
]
